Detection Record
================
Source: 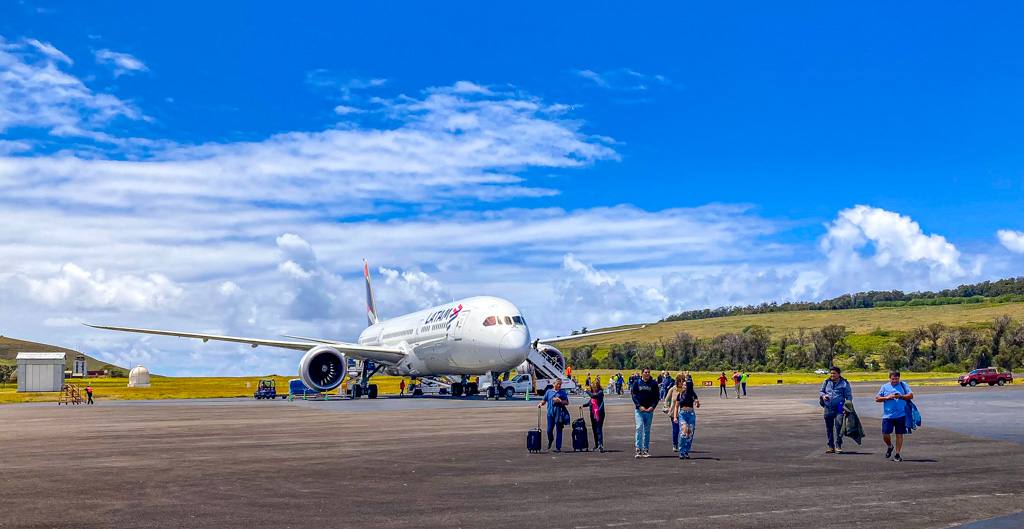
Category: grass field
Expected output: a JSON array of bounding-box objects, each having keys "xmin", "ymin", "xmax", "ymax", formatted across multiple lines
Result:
[
  {"xmin": 568, "ymin": 301, "xmax": 1024, "ymax": 352},
  {"xmin": 0, "ymin": 370, "xmax": 963, "ymax": 404}
]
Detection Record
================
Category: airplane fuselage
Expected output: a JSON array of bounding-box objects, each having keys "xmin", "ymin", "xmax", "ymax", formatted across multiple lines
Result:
[{"xmin": 357, "ymin": 296, "xmax": 531, "ymax": 376}]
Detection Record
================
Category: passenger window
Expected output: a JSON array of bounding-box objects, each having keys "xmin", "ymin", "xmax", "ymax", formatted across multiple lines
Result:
[
  {"xmin": 483, "ymin": 316, "xmax": 496, "ymax": 327},
  {"xmin": 504, "ymin": 316, "xmax": 513, "ymax": 325}
]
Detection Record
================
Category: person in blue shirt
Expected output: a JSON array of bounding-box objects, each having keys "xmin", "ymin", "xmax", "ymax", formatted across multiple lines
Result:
[
  {"xmin": 875, "ymin": 370, "xmax": 914, "ymax": 462},
  {"xmin": 630, "ymin": 367, "xmax": 661, "ymax": 458},
  {"xmin": 819, "ymin": 366, "xmax": 852, "ymax": 453},
  {"xmin": 537, "ymin": 378, "xmax": 570, "ymax": 452}
]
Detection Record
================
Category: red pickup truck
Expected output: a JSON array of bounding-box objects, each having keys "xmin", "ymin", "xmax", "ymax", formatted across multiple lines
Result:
[{"xmin": 958, "ymin": 368, "xmax": 1013, "ymax": 387}]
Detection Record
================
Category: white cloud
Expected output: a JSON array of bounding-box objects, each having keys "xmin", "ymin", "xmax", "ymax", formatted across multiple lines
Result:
[
  {"xmin": 0, "ymin": 263, "xmax": 182, "ymax": 311},
  {"xmin": 93, "ymin": 48, "xmax": 148, "ymax": 76},
  {"xmin": 25, "ymin": 38, "xmax": 71, "ymax": 64},
  {"xmin": 0, "ymin": 36, "xmax": 142, "ymax": 139},
  {"xmin": 997, "ymin": 229, "xmax": 1024, "ymax": 253},
  {"xmin": 574, "ymin": 68, "xmax": 672, "ymax": 91},
  {"xmin": 333, "ymin": 104, "xmax": 362, "ymax": 115},
  {"xmin": 819, "ymin": 205, "xmax": 972, "ymax": 293}
]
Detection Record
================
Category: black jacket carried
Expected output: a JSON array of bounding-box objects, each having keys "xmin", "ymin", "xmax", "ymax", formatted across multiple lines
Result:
[{"xmin": 841, "ymin": 399, "xmax": 865, "ymax": 445}]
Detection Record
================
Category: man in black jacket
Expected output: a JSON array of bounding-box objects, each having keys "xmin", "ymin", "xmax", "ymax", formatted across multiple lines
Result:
[{"xmin": 631, "ymin": 367, "xmax": 660, "ymax": 458}]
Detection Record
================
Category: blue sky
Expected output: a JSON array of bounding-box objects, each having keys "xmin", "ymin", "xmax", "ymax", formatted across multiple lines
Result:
[{"xmin": 2, "ymin": 2, "xmax": 1023, "ymax": 375}]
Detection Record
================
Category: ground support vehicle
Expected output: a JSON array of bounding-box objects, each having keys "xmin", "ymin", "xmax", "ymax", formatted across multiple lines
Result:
[
  {"xmin": 407, "ymin": 377, "xmax": 450, "ymax": 396},
  {"xmin": 959, "ymin": 368, "xmax": 1013, "ymax": 387},
  {"xmin": 254, "ymin": 379, "xmax": 286, "ymax": 400}
]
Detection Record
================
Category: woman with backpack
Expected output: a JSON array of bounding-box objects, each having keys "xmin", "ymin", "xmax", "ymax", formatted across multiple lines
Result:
[
  {"xmin": 580, "ymin": 379, "xmax": 606, "ymax": 452},
  {"xmin": 538, "ymin": 378, "xmax": 570, "ymax": 452}
]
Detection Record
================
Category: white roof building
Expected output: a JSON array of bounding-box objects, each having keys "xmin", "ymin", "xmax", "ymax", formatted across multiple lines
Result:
[{"xmin": 16, "ymin": 352, "xmax": 66, "ymax": 393}]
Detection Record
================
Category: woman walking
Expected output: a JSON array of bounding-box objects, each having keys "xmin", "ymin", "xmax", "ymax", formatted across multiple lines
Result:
[
  {"xmin": 663, "ymin": 374, "xmax": 684, "ymax": 451},
  {"xmin": 672, "ymin": 373, "xmax": 700, "ymax": 459},
  {"xmin": 581, "ymin": 379, "xmax": 606, "ymax": 452},
  {"xmin": 717, "ymin": 372, "xmax": 728, "ymax": 398},
  {"xmin": 538, "ymin": 378, "xmax": 570, "ymax": 452}
]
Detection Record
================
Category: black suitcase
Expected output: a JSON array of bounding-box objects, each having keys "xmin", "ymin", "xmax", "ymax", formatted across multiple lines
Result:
[
  {"xmin": 527, "ymin": 407, "xmax": 542, "ymax": 453},
  {"xmin": 571, "ymin": 408, "xmax": 589, "ymax": 452}
]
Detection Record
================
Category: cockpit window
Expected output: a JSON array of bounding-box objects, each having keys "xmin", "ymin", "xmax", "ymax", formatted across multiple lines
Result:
[
  {"xmin": 483, "ymin": 316, "xmax": 496, "ymax": 327},
  {"xmin": 503, "ymin": 316, "xmax": 513, "ymax": 325},
  {"xmin": 512, "ymin": 316, "xmax": 525, "ymax": 325}
]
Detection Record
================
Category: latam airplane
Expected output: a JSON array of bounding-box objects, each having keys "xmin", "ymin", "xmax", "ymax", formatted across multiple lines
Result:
[{"xmin": 90, "ymin": 261, "xmax": 639, "ymax": 399}]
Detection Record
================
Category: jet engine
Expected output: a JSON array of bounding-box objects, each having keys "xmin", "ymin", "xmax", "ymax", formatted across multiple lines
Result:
[
  {"xmin": 516, "ymin": 344, "xmax": 566, "ymax": 376},
  {"xmin": 299, "ymin": 345, "xmax": 347, "ymax": 392}
]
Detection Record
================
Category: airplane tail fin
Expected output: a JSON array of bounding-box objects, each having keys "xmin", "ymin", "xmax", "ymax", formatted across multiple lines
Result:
[{"xmin": 364, "ymin": 259, "xmax": 379, "ymax": 326}]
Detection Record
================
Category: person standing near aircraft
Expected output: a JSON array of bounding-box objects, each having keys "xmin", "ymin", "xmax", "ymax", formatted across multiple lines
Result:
[
  {"xmin": 875, "ymin": 370, "xmax": 913, "ymax": 462},
  {"xmin": 399, "ymin": 379, "xmax": 405, "ymax": 397},
  {"xmin": 631, "ymin": 367, "xmax": 660, "ymax": 458},
  {"xmin": 671, "ymin": 373, "xmax": 700, "ymax": 459},
  {"xmin": 732, "ymin": 371, "xmax": 742, "ymax": 399},
  {"xmin": 718, "ymin": 372, "xmax": 728, "ymax": 398},
  {"xmin": 662, "ymin": 374, "xmax": 684, "ymax": 452},
  {"xmin": 85, "ymin": 384, "xmax": 93, "ymax": 404},
  {"xmin": 820, "ymin": 366, "xmax": 852, "ymax": 454},
  {"xmin": 580, "ymin": 379, "xmax": 606, "ymax": 452},
  {"xmin": 741, "ymin": 372, "xmax": 748, "ymax": 396},
  {"xmin": 538, "ymin": 378, "xmax": 570, "ymax": 452}
]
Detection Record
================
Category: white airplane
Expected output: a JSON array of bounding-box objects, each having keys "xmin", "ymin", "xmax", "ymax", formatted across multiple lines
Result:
[{"xmin": 90, "ymin": 261, "xmax": 642, "ymax": 399}]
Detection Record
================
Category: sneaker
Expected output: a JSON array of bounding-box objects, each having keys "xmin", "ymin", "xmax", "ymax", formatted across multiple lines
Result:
[
  {"xmin": 679, "ymin": 452, "xmax": 686, "ymax": 459},
  {"xmin": 836, "ymin": 447, "xmax": 843, "ymax": 454},
  {"xmin": 885, "ymin": 446, "xmax": 894, "ymax": 459},
  {"xmin": 635, "ymin": 449, "xmax": 642, "ymax": 459},
  {"xmin": 893, "ymin": 454, "xmax": 903, "ymax": 462},
  {"xmin": 672, "ymin": 446, "xmax": 678, "ymax": 452},
  {"xmin": 642, "ymin": 450, "xmax": 650, "ymax": 458},
  {"xmin": 825, "ymin": 448, "xmax": 835, "ymax": 454},
  {"xmin": 684, "ymin": 453, "xmax": 690, "ymax": 459},
  {"xmin": 598, "ymin": 446, "xmax": 605, "ymax": 453},
  {"xmin": 554, "ymin": 449, "xmax": 561, "ymax": 453}
]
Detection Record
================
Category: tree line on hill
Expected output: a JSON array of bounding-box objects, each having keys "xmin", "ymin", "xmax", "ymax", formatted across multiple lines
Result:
[
  {"xmin": 568, "ymin": 315, "xmax": 1024, "ymax": 373},
  {"xmin": 661, "ymin": 277, "xmax": 1024, "ymax": 322}
]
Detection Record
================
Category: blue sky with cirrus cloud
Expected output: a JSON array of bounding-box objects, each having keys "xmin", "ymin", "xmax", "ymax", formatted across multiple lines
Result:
[{"xmin": 1, "ymin": 2, "xmax": 1024, "ymax": 376}]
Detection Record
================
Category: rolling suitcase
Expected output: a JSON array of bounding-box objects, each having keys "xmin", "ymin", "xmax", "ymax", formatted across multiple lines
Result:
[
  {"xmin": 527, "ymin": 407, "xmax": 542, "ymax": 453},
  {"xmin": 571, "ymin": 408, "xmax": 589, "ymax": 452}
]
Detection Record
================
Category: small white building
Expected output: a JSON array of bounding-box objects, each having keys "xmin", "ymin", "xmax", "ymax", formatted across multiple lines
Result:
[
  {"xmin": 128, "ymin": 365, "xmax": 151, "ymax": 388},
  {"xmin": 16, "ymin": 352, "xmax": 66, "ymax": 393}
]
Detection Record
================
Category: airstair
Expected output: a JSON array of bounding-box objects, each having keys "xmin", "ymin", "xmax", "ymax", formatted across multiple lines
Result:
[
  {"xmin": 57, "ymin": 384, "xmax": 84, "ymax": 405},
  {"xmin": 527, "ymin": 346, "xmax": 567, "ymax": 381}
]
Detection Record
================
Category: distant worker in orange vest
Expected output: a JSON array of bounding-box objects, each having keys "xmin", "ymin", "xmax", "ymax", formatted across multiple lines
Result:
[
  {"xmin": 399, "ymin": 379, "xmax": 406, "ymax": 397},
  {"xmin": 86, "ymin": 384, "xmax": 94, "ymax": 404}
]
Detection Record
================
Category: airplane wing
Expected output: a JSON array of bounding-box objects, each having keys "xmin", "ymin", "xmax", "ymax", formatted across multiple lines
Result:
[
  {"xmin": 536, "ymin": 325, "xmax": 647, "ymax": 345},
  {"xmin": 85, "ymin": 324, "xmax": 407, "ymax": 365}
]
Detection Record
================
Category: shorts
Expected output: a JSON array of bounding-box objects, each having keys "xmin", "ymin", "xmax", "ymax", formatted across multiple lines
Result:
[{"xmin": 882, "ymin": 418, "xmax": 907, "ymax": 435}]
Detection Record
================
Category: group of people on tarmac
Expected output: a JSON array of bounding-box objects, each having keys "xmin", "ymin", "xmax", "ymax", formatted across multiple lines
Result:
[
  {"xmin": 820, "ymin": 366, "xmax": 917, "ymax": 462},
  {"xmin": 716, "ymin": 371, "xmax": 749, "ymax": 398},
  {"xmin": 540, "ymin": 367, "xmax": 701, "ymax": 459},
  {"xmin": 539, "ymin": 366, "xmax": 918, "ymax": 462}
]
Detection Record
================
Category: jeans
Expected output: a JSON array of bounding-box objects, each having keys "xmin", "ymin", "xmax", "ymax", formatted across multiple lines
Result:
[
  {"xmin": 591, "ymin": 416, "xmax": 604, "ymax": 447},
  {"xmin": 742, "ymin": 382, "xmax": 746, "ymax": 395},
  {"xmin": 824, "ymin": 407, "xmax": 844, "ymax": 449},
  {"xmin": 634, "ymin": 410, "xmax": 654, "ymax": 450},
  {"xmin": 677, "ymin": 409, "xmax": 696, "ymax": 455},
  {"xmin": 670, "ymin": 412, "xmax": 680, "ymax": 449},
  {"xmin": 720, "ymin": 384, "xmax": 727, "ymax": 397},
  {"xmin": 547, "ymin": 415, "xmax": 565, "ymax": 450}
]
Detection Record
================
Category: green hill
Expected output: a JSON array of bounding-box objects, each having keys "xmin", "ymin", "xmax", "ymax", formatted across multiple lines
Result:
[
  {"xmin": 0, "ymin": 336, "xmax": 120, "ymax": 372},
  {"xmin": 573, "ymin": 301, "xmax": 1024, "ymax": 348},
  {"xmin": 564, "ymin": 300, "xmax": 1024, "ymax": 372}
]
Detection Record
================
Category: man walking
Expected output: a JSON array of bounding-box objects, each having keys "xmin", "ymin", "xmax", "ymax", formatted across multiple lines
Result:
[
  {"xmin": 85, "ymin": 384, "xmax": 94, "ymax": 405},
  {"xmin": 399, "ymin": 379, "xmax": 405, "ymax": 397},
  {"xmin": 660, "ymin": 370, "xmax": 674, "ymax": 400},
  {"xmin": 630, "ymin": 367, "xmax": 660, "ymax": 458},
  {"xmin": 819, "ymin": 366, "xmax": 851, "ymax": 453},
  {"xmin": 741, "ymin": 372, "xmax": 748, "ymax": 396},
  {"xmin": 732, "ymin": 371, "xmax": 742, "ymax": 399},
  {"xmin": 875, "ymin": 370, "xmax": 913, "ymax": 462}
]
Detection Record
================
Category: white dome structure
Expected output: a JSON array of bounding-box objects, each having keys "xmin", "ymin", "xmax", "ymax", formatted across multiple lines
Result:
[{"xmin": 127, "ymin": 365, "xmax": 151, "ymax": 388}]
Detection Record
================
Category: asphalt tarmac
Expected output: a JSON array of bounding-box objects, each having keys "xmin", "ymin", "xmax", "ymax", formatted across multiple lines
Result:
[{"xmin": 1, "ymin": 383, "xmax": 1021, "ymax": 529}]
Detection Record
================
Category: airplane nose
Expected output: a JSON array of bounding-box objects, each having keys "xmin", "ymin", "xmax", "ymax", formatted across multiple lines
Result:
[{"xmin": 499, "ymin": 329, "xmax": 529, "ymax": 362}]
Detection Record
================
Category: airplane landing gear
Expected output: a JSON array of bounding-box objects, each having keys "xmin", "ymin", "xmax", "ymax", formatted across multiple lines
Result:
[{"xmin": 351, "ymin": 361, "xmax": 381, "ymax": 399}]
